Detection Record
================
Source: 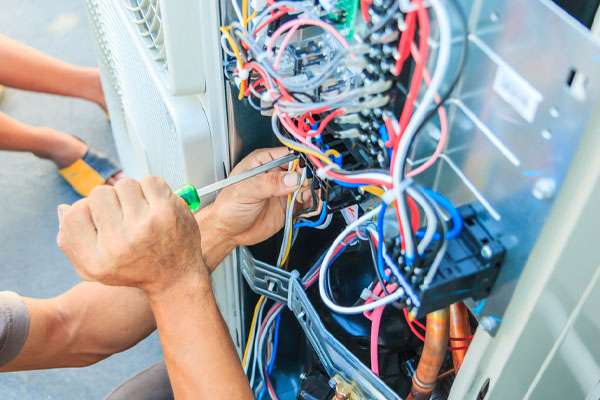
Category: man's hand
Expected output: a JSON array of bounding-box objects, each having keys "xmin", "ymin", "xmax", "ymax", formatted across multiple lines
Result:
[
  {"xmin": 57, "ymin": 176, "xmax": 207, "ymax": 298},
  {"xmin": 57, "ymin": 177, "xmax": 253, "ymax": 399},
  {"xmin": 197, "ymin": 147, "xmax": 311, "ymax": 268}
]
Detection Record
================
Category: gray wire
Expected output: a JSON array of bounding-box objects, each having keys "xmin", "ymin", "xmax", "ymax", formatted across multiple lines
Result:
[
  {"xmin": 230, "ymin": 0, "xmax": 243, "ymax": 23},
  {"xmin": 406, "ymin": 186, "xmax": 437, "ymax": 255},
  {"xmin": 249, "ymin": 297, "xmax": 268, "ymax": 387},
  {"xmin": 360, "ymin": 0, "xmax": 400, "ymax": 39},
  {"xmin": 256, "ymin": 304, "xmax": 285, "ymax": 394},
  {"xmin": 422, "ymin": 195, "xmax": 448, "ymax": 288}
]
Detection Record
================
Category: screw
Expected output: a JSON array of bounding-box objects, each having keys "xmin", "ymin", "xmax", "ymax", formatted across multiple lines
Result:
[
  {"xmin": 481, "ymin": 245, "xmax": 493, "ymax": 260},
  {"xmin": 300, "ymin": 372, "xmax": 307, "ymax": 381},
  {"xmin": 476, "ymin": 378, "xmax": 491, "ymax": 400},
  {"xmin": 532, "ymin": 177, "xmax": 556, "ymax": 200},
  {"xmin": 480, "ymin": 316, "xmax": 499, "ymax": 333}
]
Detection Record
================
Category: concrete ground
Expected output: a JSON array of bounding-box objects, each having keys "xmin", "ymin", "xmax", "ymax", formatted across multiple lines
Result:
[{"xmin": 0, "ymin": 0, "xmax": 163, "ymax": 399}]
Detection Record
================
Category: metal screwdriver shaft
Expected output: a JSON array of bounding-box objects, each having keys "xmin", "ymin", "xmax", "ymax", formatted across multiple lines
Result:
[{"xmin": 175, "ymin": 153, "xmax": 298, "ymax": 212}]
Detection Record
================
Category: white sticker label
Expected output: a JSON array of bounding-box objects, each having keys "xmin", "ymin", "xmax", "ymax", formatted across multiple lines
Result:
[
  {"xmin": 492, "ymin": 66, "xmax": 543, "ymax": 123},
  {"xmin": 341, "ymin": 205, "xmax": 359, "ymax": 225}
]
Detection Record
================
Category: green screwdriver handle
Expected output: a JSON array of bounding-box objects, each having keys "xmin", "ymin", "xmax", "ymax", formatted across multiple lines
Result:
[{"xmin": 175, "ymin": 184, "xmax": 201, "ymax": 211}]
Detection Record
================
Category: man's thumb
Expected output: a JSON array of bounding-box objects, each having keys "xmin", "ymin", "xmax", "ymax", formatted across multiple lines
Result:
[{"xmin": 255, "ymin": 171, "xmax": 301, "ymax": 199}]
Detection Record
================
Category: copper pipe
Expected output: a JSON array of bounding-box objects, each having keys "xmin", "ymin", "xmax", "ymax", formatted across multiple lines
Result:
[
  {"xmin": 408, "ymin": 308, "xmax": 450, "ymax": 400},
  {"xmin": 449, "ymin": 302, "xmax": 472, "ymax": 375}
]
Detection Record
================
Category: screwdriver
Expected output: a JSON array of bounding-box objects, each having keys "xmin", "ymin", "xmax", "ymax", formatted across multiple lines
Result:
[{"xmin": 175, "ymin": 153, "xmax": 298, "ymax": 212}]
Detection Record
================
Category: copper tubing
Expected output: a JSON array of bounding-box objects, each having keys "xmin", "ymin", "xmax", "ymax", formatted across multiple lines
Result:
[
  {"xmin": 408, "ymin": 308, "xmax": 450, "ymax": 400},
  {"xmin": 449, "ymin": 302, "xmax": 472, "ymax": 375}
]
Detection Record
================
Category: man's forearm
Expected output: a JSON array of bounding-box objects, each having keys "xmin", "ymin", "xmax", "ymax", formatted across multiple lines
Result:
[
  {"xmin": 195, "ymin": 203, "xmax": 236, "ymax": 271},
  {"xmin": 149, "ymin": 274, "xmax": 253, "ymax": 399},
  {"xmin": 0, "ymin": 283, "xmax": 156, "ymax": 372}
]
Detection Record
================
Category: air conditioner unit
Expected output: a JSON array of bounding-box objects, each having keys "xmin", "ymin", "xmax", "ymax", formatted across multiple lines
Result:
[{"xmin": 85, "ymin": 0, "xmax": 242, "ymax": 347}]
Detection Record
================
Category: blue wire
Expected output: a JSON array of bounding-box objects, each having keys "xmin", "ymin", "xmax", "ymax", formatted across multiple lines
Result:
[
  {"xmin": 332, "ymin": 179, "xmax": 364, "ymax": 188},
  {"xmin": 267, "ymin": 314, "xmax": 281, "ymax": 375},
  {"xmin": 415, "ymin": 188, "xmax": 463, "ymax": 240},
  {"xmin": 258, "ymin": 387, "xmax": 266, "ymax": 400},
  {"xmin": 377, "ymin": 202, "xmax": 390, "ymax": 282},
  {"xmin": 471, "ymin": 298, "xmax": 485, "ymax": 316},
  {"xmin": 293, "ymin": 201, "xmax": 327, "ymax": 229}
]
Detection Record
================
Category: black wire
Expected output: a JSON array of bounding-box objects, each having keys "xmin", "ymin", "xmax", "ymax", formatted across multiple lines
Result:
[
  {"xmin": 247, "ymin": 92, "xmax": 282, "ymax": 112},
  {"xmin": 293, "ymin": 177, "xmax": 318, "ymax": 220}
]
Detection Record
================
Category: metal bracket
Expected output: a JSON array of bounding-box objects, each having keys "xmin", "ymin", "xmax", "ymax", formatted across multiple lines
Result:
[
  {"xmin": 239, "ymin": 247, "xmax": 293, "ymax": 304},
  {"xmin": 238, "ymin": 247, "xmax": 402, "ymax": 400}
]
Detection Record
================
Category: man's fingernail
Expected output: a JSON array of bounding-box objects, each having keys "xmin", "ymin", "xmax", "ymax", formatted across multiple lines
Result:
[
  {"xmin": 284, "ymin": 172, "xmax": 300, "ymax": 187},
  {"xmin": 57, "ymin": 204, "xmax": 68, "ymax": 225}
]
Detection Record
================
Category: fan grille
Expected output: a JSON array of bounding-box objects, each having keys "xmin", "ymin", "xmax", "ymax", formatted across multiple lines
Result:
[
  {"xmin": 123, "ymin": 0, "xmax": 168, "ymax": 71},
  {"xmin": 87, "ymin": 0, "xmax": 187, "ymax": 188}
]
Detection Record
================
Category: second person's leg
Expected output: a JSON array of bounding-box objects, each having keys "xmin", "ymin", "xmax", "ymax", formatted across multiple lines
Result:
[{"xmin": 0, "ymin": 111, "xmax": 121, "ymax": 186}]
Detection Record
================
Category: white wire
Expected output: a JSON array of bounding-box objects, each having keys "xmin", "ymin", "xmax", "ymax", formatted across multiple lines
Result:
[
  {"xmin": 406, "ymin": 186, "xmax": 437, "ymax": 254},
  {"xmin": 391, "ymin": 0, "xmax": 452, "ymax": 260},
  {"xmin": 318, "ymin": 205, "xmax": 411, "ymax": 314},
  {"xmin": 221, "ymin": 34, "xmax": 237, "ymax": 57},
  {"xmin": 230, "ymin": 0, "xmax": 243, "ymax": 23},
  {"xmin": 276, "ymin": 168, "xmax": 307, "ymax": 267}
]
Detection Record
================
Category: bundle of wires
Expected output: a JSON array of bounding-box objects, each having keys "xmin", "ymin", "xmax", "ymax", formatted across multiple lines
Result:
[{"xmin": 224, "ymin": 0, "xmax": 469, "ymax": 395}]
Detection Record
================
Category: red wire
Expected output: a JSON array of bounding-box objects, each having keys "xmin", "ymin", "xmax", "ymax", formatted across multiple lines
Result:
[
  {"xmin": 448, "ymin": 345, "xmax": 470, "ymax": 351},
  {"xmin": 404, "ymin": 308, "xmax": 426, "ymax": 341},
  {"xmin": 306, "ymin": 109, "xmax": 344, "ymax": 137},
  {"xmin": 254, "ymin": 8, "xmax": 291, "ymax": 36},
  {"xmin": 404, "ymin": 309, "xmax": 473, "ymax": 351},
  {"xmin": 391, "ymin": 0, "xmax": 430, "ymax": 159},
  {"xmin": 395, "ymin": 11, "xmax": 417, "ymax": 75},
  {"xmin": 409, "ymin": 316, "xmax": 474, "ymax": 341},
  {"xmin": 360, "ymin": 0, "xmax": 373, "ymax": 22},
  {"xmin": 407, "ymin": 195, "xmax": 420, "ymax": 232}
]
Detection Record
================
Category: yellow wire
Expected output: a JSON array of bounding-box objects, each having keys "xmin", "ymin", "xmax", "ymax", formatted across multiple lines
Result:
[
  {"xmin": 238, "ymin": 80, "xmax": 246, "ymax": 100},
  {"xmin": 242, "ymin": 0, "xmax": 248, "ymax": 29},
  {"xmin": 242, "ymin": 295, "xmax": 265, "ymax": 367},
  {"xmin": 220, "ymin": 27, "xmax": 246, "ymax": 101},
  {"xmin": 363, "ymin": 185, "xmax": 384, "ymax": 197},
  {"xmin": 324, "ymin": 148, "xmax": 341, "ymax": 158},
  {"xmin": 247, "ymin": 10, "xmax": 258, "ymax": 24},
  {"xmin": 363, "ymin": 185, "xmax": 399, "ymax": 210},
  {"xmin": 280, "ymin": 159, "xmax": 299, "ymax": 266}
]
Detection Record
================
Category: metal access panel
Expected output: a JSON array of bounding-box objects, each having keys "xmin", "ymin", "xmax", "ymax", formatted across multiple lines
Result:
[{"xmin": 409, "ymin": 0, "xmax": 600, "ymax": 321}]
